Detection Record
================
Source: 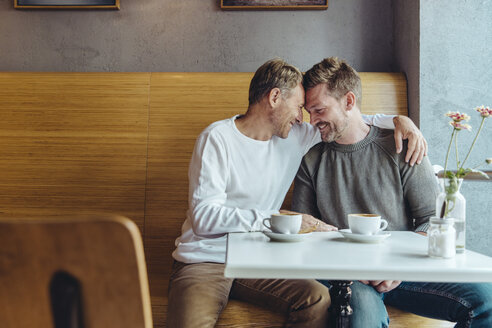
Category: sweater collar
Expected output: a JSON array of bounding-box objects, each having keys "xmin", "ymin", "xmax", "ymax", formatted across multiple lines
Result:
[{"xmin": 326, "ymin": 125, "xmax": 379, "ymax": 152}]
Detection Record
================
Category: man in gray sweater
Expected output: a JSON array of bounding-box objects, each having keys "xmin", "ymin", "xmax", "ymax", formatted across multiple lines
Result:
[{"xmin": 292, "ymin": 57, "xmax": 492, "ymax": 328}]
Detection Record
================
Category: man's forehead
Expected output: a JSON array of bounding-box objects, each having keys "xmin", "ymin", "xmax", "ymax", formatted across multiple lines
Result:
[
  {"xmin": 306, "ymin": 85, "xmax": 338, "ymax": 101},
  {"xmin": 290, "ymin": 84, "xmax": 305, "ymax": 102},
  {"xmin": 305, "ymin": 86, "xmax": 325, "ymax": 106}
]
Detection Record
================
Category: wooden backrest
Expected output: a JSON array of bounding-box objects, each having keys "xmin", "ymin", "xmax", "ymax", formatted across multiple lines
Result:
[
  {"xmin": 0, "ymin": 215, "xmax": 152, "ymax": 328},
  {"xmin": 0, "ymin": 72, "xmax": 407, "ymax": 324}
]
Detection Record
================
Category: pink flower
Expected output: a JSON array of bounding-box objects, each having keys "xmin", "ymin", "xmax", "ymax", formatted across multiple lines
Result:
[
  {"xmin": 445, "ymin": 111, "xmax": 471, "ymax": 122},
  {"xmin": 449, "ymin": 121, "xmax": 472, "ymax": 131},
  {"xmin": 475, "ymin": 105, "xmax": 492, "ymax": 118},
  {"xmin": 442, "ymin": 107, "xmax": 490, "ymax": 182}
]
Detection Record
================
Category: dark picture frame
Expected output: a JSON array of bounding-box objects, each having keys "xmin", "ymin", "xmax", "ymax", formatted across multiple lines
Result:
[
  {"xmin": 220, "ymin": 0, "xmax": 328, "ymax": 10},
  {"xmin": 14, "ymin": 0, "xmax": 120, "ymax": 9}
]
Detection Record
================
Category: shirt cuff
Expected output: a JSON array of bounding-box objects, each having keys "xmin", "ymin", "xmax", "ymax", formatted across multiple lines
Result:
[
  {"xmin": 415, "ymin": 222, "xmax": 430, "ymax": 233},
  {"xmin": 252, "ymin": 210, "xmax": 279, "ymax": 231}
]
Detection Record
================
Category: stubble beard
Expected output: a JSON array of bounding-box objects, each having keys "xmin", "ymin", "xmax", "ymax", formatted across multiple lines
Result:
[
  {"xmin": 272, "ymin": 114, "xmax": 293, "ymax": 139},
  {"xmin": 278, "ymin": 120, "xmax": 293, "ymax": 139},
  {"xmin": 320, "ymin": 117, "xmax": 349, "ymax": 143}
]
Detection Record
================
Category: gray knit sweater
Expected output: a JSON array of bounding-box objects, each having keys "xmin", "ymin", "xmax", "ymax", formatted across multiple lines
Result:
[{"xmin": 292, "ymin": 126, "xmax": 439, "ymax": 232}]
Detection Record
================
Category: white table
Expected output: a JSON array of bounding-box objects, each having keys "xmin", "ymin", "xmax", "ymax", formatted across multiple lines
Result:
[
  {"xmin": 225, "ymin": 231, "xmax": 492, "ymax": 282},
  {"xmin": 225, "ymin": 231, "xmax": 492, "ymax": 328}
]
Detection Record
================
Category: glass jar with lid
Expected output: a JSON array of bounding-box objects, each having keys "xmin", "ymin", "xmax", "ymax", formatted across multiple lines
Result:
[{"xmin": 428, "ymin": 217, "xmax": 456, "ymax": 259}]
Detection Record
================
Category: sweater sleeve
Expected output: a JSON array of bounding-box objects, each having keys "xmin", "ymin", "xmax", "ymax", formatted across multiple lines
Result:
[
  {"xmin": 292, "ymin": 156, "xmax": 322, "ymax": 219},
  {"xmin": 399, "ymin": 154, "xmax": 440, "ymax": 231},
  {"xmin": 188, "ymin": 130, "xmax": 277, "ymax": 236}
]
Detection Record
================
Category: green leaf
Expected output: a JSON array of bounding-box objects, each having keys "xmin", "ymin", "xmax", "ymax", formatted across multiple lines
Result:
[
  {"xmin": 444, "ymin": 171, "xmax": 455, "ymax": 179},
  {"xmin": 455, "ymin": 168, "xmax": 470, "ymax": 178}
]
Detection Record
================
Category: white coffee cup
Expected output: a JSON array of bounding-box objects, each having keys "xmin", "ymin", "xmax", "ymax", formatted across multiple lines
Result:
[
  {"xmin": 348, "ymin": 214, "xmax": 388, "ymax": 235},
  {"xmin": 263, "ymin": 213, "xmax": 302, "ymax": 234}
]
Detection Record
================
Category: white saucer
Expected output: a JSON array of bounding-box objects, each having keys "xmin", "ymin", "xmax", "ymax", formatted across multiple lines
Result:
[
  {"xmin": 338, "ymin": 229, "xmax": 391, "ymax": 243},
  {"xmin": 263, "ymin": 231, "xmax": 312, "ymax": 242}
]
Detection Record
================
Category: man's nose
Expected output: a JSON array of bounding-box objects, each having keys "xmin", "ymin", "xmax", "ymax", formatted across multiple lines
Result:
[
  {"xmin": 295, "ymin": 108, "xmax": 303, "ymax": 124},
  {"xmin": 309, "ymin": 112, "xmax": 318, "ymax": 125}
]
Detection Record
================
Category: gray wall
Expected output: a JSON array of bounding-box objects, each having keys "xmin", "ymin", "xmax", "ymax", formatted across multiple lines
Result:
[
  {"xmin": 0, "ymin": 0, "xmax": 394, "ymax": 72},
  {"xmin": 395, "ymin": 0, "xmax": 492, "ymax": 256},
  {"xmin": 420, "ymin": 0, "xmax": 492, "ymax": 256}
]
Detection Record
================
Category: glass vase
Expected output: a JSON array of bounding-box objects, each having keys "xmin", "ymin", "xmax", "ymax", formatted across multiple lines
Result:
[{"xmin": 435, "ymin": 178, "xmax": 466, "ymax": 253}]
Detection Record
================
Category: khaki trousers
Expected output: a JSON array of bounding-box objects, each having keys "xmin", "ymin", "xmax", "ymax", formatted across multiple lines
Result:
[{"xmin": 167, "ymin": 261, "xmax": 330, "ymax": 328}]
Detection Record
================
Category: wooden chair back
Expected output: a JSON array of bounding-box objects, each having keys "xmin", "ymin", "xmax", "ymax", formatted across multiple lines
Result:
[{"xmin": 0, "ymin": 215, "xmax": 152, "ymax": 328}]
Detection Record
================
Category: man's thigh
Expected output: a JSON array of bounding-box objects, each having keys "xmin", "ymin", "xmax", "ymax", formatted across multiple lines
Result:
[
  {"xmin": 384, "ymin": 281, "xmax": 492, "ymax": 324},
  {"xmin": 167, "ymin": 261, "xmax": 233, "ymax": 328},
  {"xmin": 231, "ymin": 278, "xmax": 331, "ymax": 327}
]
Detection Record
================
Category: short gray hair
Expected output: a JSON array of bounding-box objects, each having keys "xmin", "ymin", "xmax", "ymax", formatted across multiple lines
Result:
[{"xmin": 248, "ymin": 58, "xmax": 303, "ymax": 106}]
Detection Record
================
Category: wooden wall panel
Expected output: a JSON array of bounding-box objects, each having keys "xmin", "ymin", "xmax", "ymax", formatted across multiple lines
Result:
[
  {"xmin": 0, "ymin": 73, "xmax": 150, "ymax": 230},
  {"xmin": 359, "ymin": 72, "xmax": 408, "ymax": 116}
]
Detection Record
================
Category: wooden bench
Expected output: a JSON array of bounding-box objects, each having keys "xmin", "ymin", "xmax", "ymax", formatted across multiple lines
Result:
[{"xmin": 0, "ymin": 72, "xmax": 453, "ymax": 327}]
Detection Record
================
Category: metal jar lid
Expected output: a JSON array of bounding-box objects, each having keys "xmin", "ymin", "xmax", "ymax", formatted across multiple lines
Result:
[{"xmin": 430, "ymin": 216, "xmax": 455, "ymax": 225}]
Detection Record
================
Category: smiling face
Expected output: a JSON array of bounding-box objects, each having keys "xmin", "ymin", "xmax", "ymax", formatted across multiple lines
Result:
[
  {"xmin": 272, "ymin": 84, "xmax": 305, "ymax": 139},
  {"xmin": 304, "ymin": 83, "xmax": 349, "ymax": 143}
]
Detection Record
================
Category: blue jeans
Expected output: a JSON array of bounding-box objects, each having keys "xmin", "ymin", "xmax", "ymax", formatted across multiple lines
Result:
[{"xmin": 319, "ymin": 280, "xmax": 492, "ymax": 328}]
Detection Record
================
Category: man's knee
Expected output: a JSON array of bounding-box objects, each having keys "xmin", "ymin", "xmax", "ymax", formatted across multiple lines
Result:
[
  {"xmin": 288, "ymin": 280, "xmax": 331, "ymax": 326},
  {"xmin": 349, "ymin": 281, "xmax": 389, "ymax": 328},
  {"xmin": 469, "ymin": 283, "xmax": 492, "ymax": 323},
  {"xmin": 302, "ymin": 280, "xmax": 331, "ymax": 311},
  {"xmin": 167, "ymin": 262, "xmax": 233, "ymax": 328}
]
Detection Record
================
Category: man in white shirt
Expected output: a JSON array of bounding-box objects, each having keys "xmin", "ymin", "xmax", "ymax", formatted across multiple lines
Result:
[{"xmin": 167, "ymin": 58, "xmax": 427, "ymax": 328}]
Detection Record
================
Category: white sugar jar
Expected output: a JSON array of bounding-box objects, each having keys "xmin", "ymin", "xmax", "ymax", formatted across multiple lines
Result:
[{"xmin": 428, "ymin": 217, "xmax": 456, "ymax": 259}]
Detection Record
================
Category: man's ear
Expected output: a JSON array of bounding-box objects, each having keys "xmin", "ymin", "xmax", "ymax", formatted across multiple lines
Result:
[
  {"xmin": 345, "ymin": 91, "xmax": 356, "ymax": 111},
  {"xmin": 268, "ymin": 88, "xmax": 282, "ymax": 108}
]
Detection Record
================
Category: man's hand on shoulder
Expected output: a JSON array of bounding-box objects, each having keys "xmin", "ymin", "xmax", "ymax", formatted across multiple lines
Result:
[
  {"xmin": 393, "ymin": 115, "xmax": 428, "ymax": 166},
  {"xmin": 280, "ymin": 210, "xmax": 337, "ymax": 232}
]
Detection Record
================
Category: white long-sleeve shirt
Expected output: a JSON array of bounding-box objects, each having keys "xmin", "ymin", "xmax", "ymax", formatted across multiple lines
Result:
[{"xmin": 173, "ymin": 114, "xmax": 394, "ymax": 263}]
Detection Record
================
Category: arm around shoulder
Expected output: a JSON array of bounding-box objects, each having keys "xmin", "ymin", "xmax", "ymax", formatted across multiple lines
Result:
[{"xmin": 362, "ymin": 114, "xmax": 395, "ymax": 129}]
